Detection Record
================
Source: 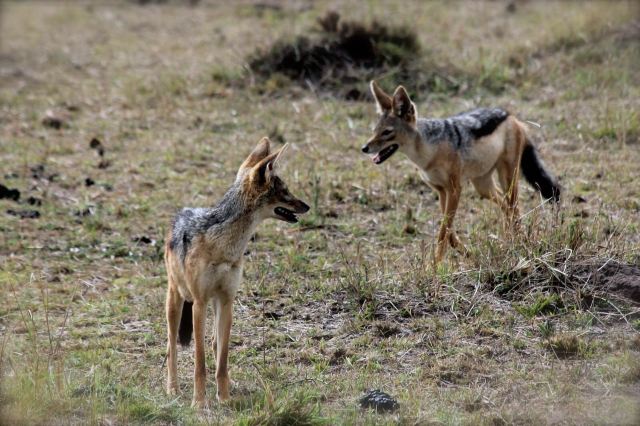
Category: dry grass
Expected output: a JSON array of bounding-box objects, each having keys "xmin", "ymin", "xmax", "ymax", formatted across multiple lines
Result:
[{"xmin": 1, "ymin": 0, "xmax": 640, "ymax": 424}]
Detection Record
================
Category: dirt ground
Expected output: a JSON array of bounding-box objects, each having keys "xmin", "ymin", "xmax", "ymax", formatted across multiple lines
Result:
[{"xmin": 1, "ymin": 1, "xmax": 639, "ymax": 424}]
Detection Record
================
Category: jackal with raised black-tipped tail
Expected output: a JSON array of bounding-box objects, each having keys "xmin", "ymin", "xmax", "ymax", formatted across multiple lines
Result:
[
  {"xmin": 362, "ymin": 81, "xmax": 560, "ymax": 262},
  {"xmin": 164, "ymin": 138, "xmax": 309, "ymax": 409}
]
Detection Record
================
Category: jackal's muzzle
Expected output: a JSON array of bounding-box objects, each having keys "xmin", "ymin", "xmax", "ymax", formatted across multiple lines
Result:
[
  {"xmin": 362, "ymin": 140, "xmax": 399, "ymax": 165},
  {"xmin": 274, "ymin": 199, "xmax": 309, "ymax": 223}
]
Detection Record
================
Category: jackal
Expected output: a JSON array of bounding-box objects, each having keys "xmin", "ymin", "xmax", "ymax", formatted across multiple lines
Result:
[
  {"xmin": 164, "ymin": 138, "xmax": 309, "ymax": 408},
  {"xmin": 362, "ymin": 80, "xmax": 560, "ymax": 262}
]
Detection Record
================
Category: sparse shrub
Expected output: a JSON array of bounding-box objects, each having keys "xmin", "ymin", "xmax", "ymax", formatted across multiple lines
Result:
[
  {"xmin": 513, "ymin": 339, "xmax": 527, "ymax": 350},
  {"xmin": 537, "ymin": 319, "xmax": 556, "ymax": 339},
  {"xmin": 243, "ymin": 390, "xmax": 326, "ymax": 426},
  {"xmin": 373, "ymin": 320, "xmax": 400, "ymax": 338},
  {"xmin": 546, "ymin": 334, "xmax": 587, "ymax": 358},
  {"xmin": 621, "ymin": 360, "xmax": 640, "ymax": 384},
  {"xmin": 516, "ymin": 294, "xmax": 564, "ymax": 319}
]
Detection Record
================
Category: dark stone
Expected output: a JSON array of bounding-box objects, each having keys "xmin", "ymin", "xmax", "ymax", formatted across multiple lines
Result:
[
  {"xmin": 89, "ymin": 138, "xmax": 105, "ymax": 157},
  {"xmin": 359, "ymin": 389, "xmax": 399, "ymax": 413},
  {"xmin": 26, "ymin": 197, "xmax": 42, "ymax": 206},
  {"xmin": 132, "ymin": 235, "xmax": 153, "ymax": 244},
  {"xmin": 264, "ymin": 311, "xmax": 284, "ymax": 320},
  {"xmin": 42, "ymin": 115, "xmax": 64, "ymax": 129},
  {"xmin": 0, "ymin": 184, "xmax": 20, "ymax": 201},
  {"xmin": 7, "ymin": 209, "xmax": 40, "ymax": 219},
  {"xmin": 74, "ymin": 208, "xmax": 93, "ymax": 217}
]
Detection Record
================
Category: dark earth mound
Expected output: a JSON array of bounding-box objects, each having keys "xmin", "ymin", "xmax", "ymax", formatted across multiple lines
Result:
[
  {"xmin": 577, "ymin": 261, "xmax": 640, "ymax": 304},
  {"xmin": 247, "ymin": 11, "xmax": 459, "ymax": 99}
]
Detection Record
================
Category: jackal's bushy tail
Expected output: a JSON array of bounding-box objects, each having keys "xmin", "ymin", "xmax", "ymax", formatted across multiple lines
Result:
[
  {"xmin": 521, "ymin": 140, "xmax": 560, "ymax": 202},
  {"xmin": 178, "ymin": 301, "xmax": 193, "ymax": 346}
]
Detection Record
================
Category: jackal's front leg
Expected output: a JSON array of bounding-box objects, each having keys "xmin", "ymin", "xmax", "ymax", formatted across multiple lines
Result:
[
  {"xmin": 215, "ymin": 298, "xmax": 233, "ymax": 402},
  {"xmin": 210, "ymin": 305, "xmax": 217, "ymax": 357},
  {"xmin": 166, "ymin": 286, "xmax": 182, "ymax": 396},
  {"xmin": 434, "ymin": 185, "xmax": 465, "ymax": 259},
  {"xmin": 435, "ymin": 185, "xmax": 461, "ymax": 262},
  {"xmin": 192, "ymin": 301, "xmax": 208, "ymax": 409}
]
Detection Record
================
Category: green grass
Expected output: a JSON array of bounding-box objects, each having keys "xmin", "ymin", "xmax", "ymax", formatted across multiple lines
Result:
[{"xmin": 1, "ymin": 0, "xmax": 640, "ymax": 424}]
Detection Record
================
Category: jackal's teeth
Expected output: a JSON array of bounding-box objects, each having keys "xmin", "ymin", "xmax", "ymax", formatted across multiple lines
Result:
[{"xmin": 274, "ymin": 207, "xmax": 298, "ymax": 223}]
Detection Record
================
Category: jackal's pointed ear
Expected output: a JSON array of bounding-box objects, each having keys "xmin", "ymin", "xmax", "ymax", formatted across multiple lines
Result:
[
  {"xmin": 253, "ymin": 143, "xmax": 289, "ymax": 184},
  {"xmin": 392, "ymin": 86, "xmax": 416, "ymax": 123},
  {"xmin": 370, "ymin": 80, "xmax": 392, "ymax": 114},
  {"xmin": 240, "ymin": 137, "xmax": 271, "ymax": 171},
  {"xmin": 271, "ymin": 143, "xmax": 289, "ymax": 170},
  {"xmin": 238, "ymin": 137, "xmax": 272, "ymax": 181}
]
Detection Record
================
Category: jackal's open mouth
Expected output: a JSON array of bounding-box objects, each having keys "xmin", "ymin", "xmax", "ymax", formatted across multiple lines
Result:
[
  {"xmin": 372, "ymin": 144, "xmax": 398, "ymax": 165},
  {"xmin": 274, "ymin": 207, "xmax": 298, "ymax": 223}
]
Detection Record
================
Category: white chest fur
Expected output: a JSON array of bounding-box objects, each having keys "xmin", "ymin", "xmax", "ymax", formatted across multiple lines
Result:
[{"xmin": 198, "ymin": 261, "xmax": 243, "ymax": 300}]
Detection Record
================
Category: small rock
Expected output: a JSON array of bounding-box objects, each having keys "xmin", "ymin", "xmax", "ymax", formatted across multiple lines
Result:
[
  {"xmin": 0, "ymin": 184, "xmax": 20, "ymax": 201},
  {"xmin": 29, "ymin": 164, "xmax": 57, "ymax": 181},
  {"xmin": 132, "ymin": 235, "xmax": 154, "ymax": 245},
  {"xmin": 85, "ymin": 178, "xmax": 95, "ymax": 187},
  {"xmin": 344, "ymin": 88, "xmax": 363, "ymax": 101},
  {"xmin": 30, "ymin": 164, "xmax": 46, "ymax": 179},
  {"xmin": 42, "ymin": 114, "xmax": 65, "ymax": 129},
  {"xmin": 264, "ymin": 311, "xmax": 284, "ymax": 320},
  {"xmin": 89, "ymin": 138, "xmax": 105, "ymax": 157},
  {"xmin": 26, "ymin": 196, "xmax": 42, "ymax": 206},
  {"xmin": 324, "ymin": 209, "xmax": 339, "ymax": 218},
  {"xmin": 329, "ymin": 348, "xmax": 350, "ymax": 365},
  {"xmin": 572, "ymin": 195, "xmax": 587, "ymax": 204},
  {"xmin": 7, "ymin": 209, "xmax": 40, "ymax": 219},
  {"xmin": 359, "ymin": 389, "xmax": 399, "ymax": 413},
  {"xmin": 402, "ymin": 223, "xmax": 416, "ymax": 235},
  {"xmin": 74, "ymin": 208, "xmax": 93, "ymax": 217}
]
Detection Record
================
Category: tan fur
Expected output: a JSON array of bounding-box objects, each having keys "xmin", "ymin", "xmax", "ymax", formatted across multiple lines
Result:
[
  {"xmin": 365, "ymin": 81, "xmax": 531, "ymax": 262},
  {"xmin": 165, "ymin": 229, "xmax": 245, "ymax": 408},
  {"xmin": 165, "ymin": 139, "xmax": 309, "ymax": 409},
  {"xmin": 411, "ymin": 117, "xmax": 527, "ymax": 261}
]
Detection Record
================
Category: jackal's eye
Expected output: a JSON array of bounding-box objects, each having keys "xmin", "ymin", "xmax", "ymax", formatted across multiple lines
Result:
[{"xmin": 381, "ymin": 129, "xmax": 393, "ymax": 137}]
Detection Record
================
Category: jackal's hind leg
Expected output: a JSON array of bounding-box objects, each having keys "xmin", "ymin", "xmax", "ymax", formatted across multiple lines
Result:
[
  {"xmin": 496, "ymin": 161, "xmax": 521, "ymax": 227},
  {"xmin": 471, "ymin": 172, "xmax": 507, "ymax": 213},
  {"xmin": 449, "ymin": 232, "xmax": 468, "ymax": 256},
  {"xmin": 210, "ymin": 305, "xmax": 217, "ymax": 358}
]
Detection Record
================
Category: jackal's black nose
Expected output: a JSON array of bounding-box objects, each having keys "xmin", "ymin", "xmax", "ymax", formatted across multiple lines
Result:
[
  {"xmin": 361, "ymin": 145, "xmax": 369, "ymax": 153},
  {"xmin": 299, "ymin": 202, "xmax": 310, "ymax": 213}
]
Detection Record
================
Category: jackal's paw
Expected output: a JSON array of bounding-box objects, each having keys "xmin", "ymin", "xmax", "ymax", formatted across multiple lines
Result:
[
  {"xmin": 216, "ymin": 385, "xmax": 231, "ymax": 403},
  {"xmin": 216, "ymin": 375, "xmax": 231, "ymax": 402},
  {"xmin": 166, "ymin": 386, "xmax": 179, "ymax": 396},
  {"xmin": 216, "ymin": 393, "xmax": 230, "ymax": 403},
  {"xmin": 191, "ymin": 398, "xmax": 209, "ymax": 411}
]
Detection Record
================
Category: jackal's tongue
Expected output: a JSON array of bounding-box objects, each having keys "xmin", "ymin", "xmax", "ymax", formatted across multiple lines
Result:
[{"xmin": 372, "ymin": 144, "xmax": 398, "ymax": 165}]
